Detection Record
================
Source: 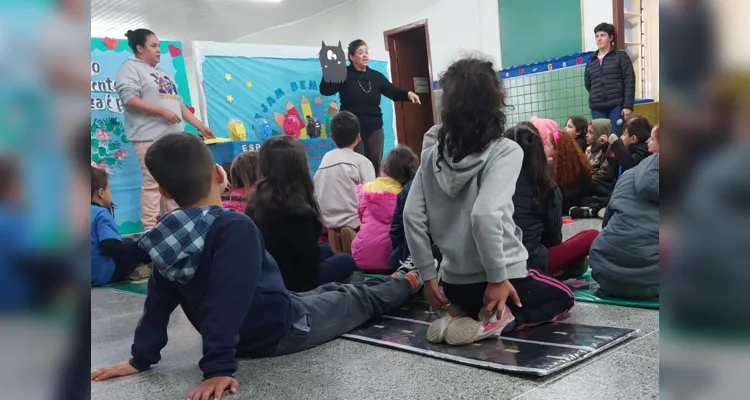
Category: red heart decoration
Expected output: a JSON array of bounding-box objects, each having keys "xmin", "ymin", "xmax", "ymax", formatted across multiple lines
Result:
[
  {"xmin": 187, "ymin": 106, "xmax": 195, "ymax": 114},
  {"xmin": 168, "ymin": 44, "xmax": 182, "ymax": 57},
  {"xmin": 576, "ymin": 56, "xmax": 583, "ymax": 65},
  {"xmin": 519, "ymin": 67, "xmax": 525, "ymax": 75},
  {"xmin": 102, "ymin": 37, "xmax": 117, "ymax": 51}
]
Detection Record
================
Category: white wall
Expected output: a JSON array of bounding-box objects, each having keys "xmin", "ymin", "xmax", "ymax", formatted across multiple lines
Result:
[
  {"xmin": 234, "ymin": 0, "xmax": 502, "ymax": 77},
  {"xmin": 582, "ymin": 0, "xmax": 613, "ymax": 52}
]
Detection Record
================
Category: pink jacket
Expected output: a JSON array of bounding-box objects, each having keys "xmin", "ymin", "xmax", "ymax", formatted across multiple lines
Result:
[
  {"xmin": 222, "ymin": 188, "xmax": 247, "ymax": 213},
  {"xmin": 351, "ymin": 177, "xmax": 402, "ymax": 273}
]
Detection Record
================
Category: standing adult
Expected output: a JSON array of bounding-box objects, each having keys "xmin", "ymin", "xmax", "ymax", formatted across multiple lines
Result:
[
  {"xmin": 320, "ymin": 39, "xmax": 420, "ymax": 175},
  {"xmin": 115, "ymin": 28, "xmax": 215, "ymax": 230},
  {"xmin": 584, "ymin": 23, "xmax": 636, "ymax": 135}
]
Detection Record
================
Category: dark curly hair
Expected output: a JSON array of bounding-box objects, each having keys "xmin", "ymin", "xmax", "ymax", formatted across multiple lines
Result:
[
  {"xmin": 436, "ymin": 56, "xmax": 507, "ymax": 170},
  {"xmin": 551, "ymin": 133, "xmax": 592, "ymax": 190},
  {"xmin": 504, "ymin": 123, "xmax": 557, "ymax": 215}
]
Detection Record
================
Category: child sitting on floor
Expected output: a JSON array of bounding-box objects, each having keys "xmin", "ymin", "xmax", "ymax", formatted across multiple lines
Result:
[
  {"xmin": 246, "ymin": 135, "xmax": 355, "ymax": 292},
  {"xmin": 222, "ymin": 151, "xmax": 260, "ymax": 212},
  {"xmin": 352, "ymin": 146, "xmax": 419, "ymax": 273},
  {"xmin": 539, "ymin": 118, "xmax": 592, "ymax": 214},
  {"xmin": 90, "ymin": 166, "xmax": 150, "ymax": 287},
  {"xmin": 314, "ymin": 110, "xmax": 376, "ymax": 254},
  {"xmin": 570, "ymin": 119, "xmax": 617, "ymax": 218},
  {"xmin": 607, "ymin": 116, "xmax": 652, "ymax": 172},
  {"xmin": 404, "ymin": 57, "xmax": 574, "ymax": 346},
  {"xmin": 564, "ymin": 115, "xmax": 588, "ymax": 152},
  {"xmin": 504, "ymin": 123, "xmax": 598, "ymax": 280},
  {"xmin": 589, "ymin": 125, "xmax": 659, "ymax": 299},
  {"xmin": 90, "ymin": 132, "xmax": 422, "ymax": 399}
]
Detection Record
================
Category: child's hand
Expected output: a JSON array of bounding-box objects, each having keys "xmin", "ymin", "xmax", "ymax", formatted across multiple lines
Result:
[
  {"xmin": 608, "ymin": 134, "xmax": 619, "ymax": 144},
  {"xmin": 424, "ymin": 279, "xmax": 450, "ymax": 309},
  {"xmin": 91, "ymin": 361, "xmax": 139, "ymax": 381},
  {"xmin": 188, "ymin": 376, "xmax": 239, "ymax": 400},
  {"xmin": 484, "ymin": 280, "xmax": 522, "ymax": 320},
  {"xmin": 599, "ymin": 134, "xmax": 608, "ymax": 144}
]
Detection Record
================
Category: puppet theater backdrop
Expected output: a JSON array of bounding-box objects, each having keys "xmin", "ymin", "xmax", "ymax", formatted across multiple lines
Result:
[
  {"xmin": 90, "ymin": 37, "xmax": 196, "ymax": 234},
  {"xmin": 193, "ymin": 41, "xmax": 398, "ymax": 173}
]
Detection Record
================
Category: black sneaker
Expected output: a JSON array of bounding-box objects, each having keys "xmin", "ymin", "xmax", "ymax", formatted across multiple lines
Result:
[
  {"xmin": 555, "ymin": 256, "xmax": 589, "ymax": 280},
  {"xmin": 569, "ymin": 206, "xmax": 593, "ymax": 219}
]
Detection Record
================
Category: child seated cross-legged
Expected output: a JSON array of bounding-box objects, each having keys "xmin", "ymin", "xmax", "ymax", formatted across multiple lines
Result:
[
  {"xmin": 90, "ymin": 166, "xmax": 150, "ymax": 287},
  {"xmin": 504, "ymin": 123, "xmax": 598, "ymax": 280},
  {"xmin": 569, "ymin": 119, "xmax": 617, "ymax": 218},
  {"xmin": 589, "ymin": 126, "xmax": 659, "ymax": 299},
  {"xmin": 90, "ymin": 132, "xmax": 422, "ymax": 400},
  {"xmin": 221, "ymin": 151, "xmax": 260, "ymax": 212},
  {"xmin": 246, "ymin": 135, "xmax": 355, "ymax": 292},
  {"xmin": 564, "ymin": 115, "xmax": 588, "ymax": 152},
  {"xmin": 403, "ymin": 57, "xmax": 574, "ymax": 346},
  {"xmin": 351, "ymin": 145, "xmax": 419, "ymax": 273},
  {"xmin": 314, "ymin": 110, "xmax": 376, "ymax": 254}
]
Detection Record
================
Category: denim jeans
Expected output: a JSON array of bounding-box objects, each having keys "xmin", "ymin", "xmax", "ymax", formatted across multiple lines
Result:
[
  {"xmin": 591, "ymin": 106, "xmax": 623, "ymax": 135},
  {"xmin": 272, "ymin": 276, "xmax": 413, "ymax": 356},
  {"xmin": 317, "ymin": 243, "xmax": 356, "ymax": 286}
]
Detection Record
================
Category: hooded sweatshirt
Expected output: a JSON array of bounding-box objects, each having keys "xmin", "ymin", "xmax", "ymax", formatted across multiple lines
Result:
[
  {"xmin": 404, "ymin": 125, "xmax": 528, "ymax": 284},
  {"xmin": 589, "ymin": 154, "xmax": 659, "ymax": 289},
  {"xmin": 589, "ymin": 119, "xmax": 617, "ymax": 183},
  {"xmin": 131, "ymin": 206, "xmax": 292, "ymax": 380},
  {"xmin": 115, "ymin": 58, "xmax": 185, "ymax": 142}
]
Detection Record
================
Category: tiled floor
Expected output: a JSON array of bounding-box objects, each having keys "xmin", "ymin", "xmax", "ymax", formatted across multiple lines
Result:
[{"xmin": 91, "ymin": 219, "xmax": 659, "ymax": 400}]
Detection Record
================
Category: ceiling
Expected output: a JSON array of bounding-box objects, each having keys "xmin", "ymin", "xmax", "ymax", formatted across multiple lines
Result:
[{"xmin": 91, "ymin": 0, "xmax": 355, "ymax": 55}]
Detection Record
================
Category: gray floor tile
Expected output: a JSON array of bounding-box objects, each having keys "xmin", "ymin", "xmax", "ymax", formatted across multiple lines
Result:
[
  {"xmin": 617, "ymin": 330, "xmax": 659, "ymax": 359},
  {"xmin": 514, "ymin": 352, "xmax": 659, "ymax": 400},
  {"xmin": 91, "ymin": 289, "xmax": 146, "ymax": 322},
  {"xmin": 94, "ymin": 339, "xmax": 538, "ymax": 400},
  {"xmin": 564, "ymin": 302, "xmax": 659, "ymax": 337},
  {"xmin": 562, "ymin": 219, "xmax": 602, "ymax": 240}
]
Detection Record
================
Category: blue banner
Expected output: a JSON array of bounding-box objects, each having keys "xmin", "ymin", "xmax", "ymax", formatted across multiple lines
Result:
[
  {"xmin": 201, "ymin": 55, "xmax": 397, "ymax": 161},
  {"xmin": 208, "ymin": 138, "xmax": 335, "ymax": 178}
]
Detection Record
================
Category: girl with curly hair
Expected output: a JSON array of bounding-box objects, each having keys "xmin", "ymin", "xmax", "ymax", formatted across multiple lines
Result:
[
  {"xmin": 533, "ymin": 117, "xmax": 593, "ymax": 214},
  {"xmin": 404, "ymin": 57, "xmax": 573, "ymax": 346}
]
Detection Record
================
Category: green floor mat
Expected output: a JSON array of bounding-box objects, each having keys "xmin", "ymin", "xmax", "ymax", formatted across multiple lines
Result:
[
  {"xmin": 107, "ymin": 281, "xmax": 148, "ymax": 296},
  {"xmin": 564, "ymin": 269, "xmax": 659, "ymax": 309}
]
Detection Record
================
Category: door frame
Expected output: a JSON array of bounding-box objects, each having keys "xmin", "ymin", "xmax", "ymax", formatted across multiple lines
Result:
[{"xmin": 383, "ymin": 19, "xmax": 436, "ymax": 145}]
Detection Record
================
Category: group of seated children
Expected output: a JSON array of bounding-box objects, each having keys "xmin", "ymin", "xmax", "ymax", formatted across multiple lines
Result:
[
  {"xmin": 91, "ymin": 132, "xmax": 422, "ymax": 400},
  {"xmin": 91, "ymin": 55, "xmax": 658, "ymax": 398}
]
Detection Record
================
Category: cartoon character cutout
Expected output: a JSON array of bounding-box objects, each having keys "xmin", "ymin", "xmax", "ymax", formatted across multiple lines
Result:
[
  {"xmin": 319, "ymin": 41, "xmax": 347, "ymax": 84},
  {"xmin": 150, "ymin": 73, "xmax": 179, "ymax": 95}
]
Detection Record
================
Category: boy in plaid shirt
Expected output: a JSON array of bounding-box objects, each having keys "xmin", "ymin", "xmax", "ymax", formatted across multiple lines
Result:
[{"xmin": 91, "ymin": 132, "xmax": 421, "ymax": 400}]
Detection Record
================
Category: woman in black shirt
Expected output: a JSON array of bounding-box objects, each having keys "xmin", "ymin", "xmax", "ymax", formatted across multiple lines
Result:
[{"xmin": 320, "ymin": 39, "xmax": 420, "ymax": 175}]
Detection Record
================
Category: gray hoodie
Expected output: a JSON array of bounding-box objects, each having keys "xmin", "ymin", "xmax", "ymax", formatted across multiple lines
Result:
[
  {"xmin": 404, "ymin": 125, "xmax": 528, "ymax": 284},
  {"xmin": 115, "ymin": 58, "xmax": 185, "ymax": 142},
  {"xmin": 589, "ymin": 154, "xmax": 659, "ymax": 288}
]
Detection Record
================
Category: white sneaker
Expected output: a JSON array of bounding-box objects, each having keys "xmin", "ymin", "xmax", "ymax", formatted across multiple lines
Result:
[
  {"xmin": 444, "ymin": 306, "xmax": 516, "ymax": 345},
  {"xmin": 426, "ymin": 305, "xmax": 463, "ymax": 344}
]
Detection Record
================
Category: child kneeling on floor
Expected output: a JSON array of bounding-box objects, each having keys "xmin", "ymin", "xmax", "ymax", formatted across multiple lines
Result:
[
  {"xmin": 90, "ymin": 132, "xmax": 422, "ymax": 400},
  {"xmin": 90, "ymin": 166, "xmax": 150, "ymax": 287},
  {"xmin": 404, "ymin": 57, "xmax": 574, "ymax": 346},
  {"xmin": 589, "ymin": 126, "xmax": 660, "ymax": 300},
  {"xmin": 351, "ymin": 145, "xmax": 419, "ymax": 273},
  {"xmin": 245, "ymin": 135, "xmax": 355, "ymax": 292}
]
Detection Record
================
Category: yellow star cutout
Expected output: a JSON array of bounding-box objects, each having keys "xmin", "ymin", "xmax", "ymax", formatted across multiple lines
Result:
[
  {"xmin": 245, "ymin": 81, "xmax": 252, "ymax": 88},
  {"xmin": 224, "ymin": 73, "xmax": 232, "ymax": 81},
  {"xmin": 226, "ymin": 95, "xmax": 234, "ymax": 103}
]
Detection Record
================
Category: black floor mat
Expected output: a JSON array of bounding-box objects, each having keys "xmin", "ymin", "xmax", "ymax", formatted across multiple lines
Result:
[{"xmin": 342, "ymin": 299, "xmax": 637, "ymax": 376}]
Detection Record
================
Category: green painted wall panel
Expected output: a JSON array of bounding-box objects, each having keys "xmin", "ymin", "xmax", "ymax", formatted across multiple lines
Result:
[{"xmin": 498, "ymin": 0, "xmax": 582, "ymax": 68}]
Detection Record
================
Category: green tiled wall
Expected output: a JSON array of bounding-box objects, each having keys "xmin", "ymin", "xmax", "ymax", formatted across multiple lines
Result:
[{"xmin": 505, "ymin": 66, "xmax": 589, "ymax": 127}]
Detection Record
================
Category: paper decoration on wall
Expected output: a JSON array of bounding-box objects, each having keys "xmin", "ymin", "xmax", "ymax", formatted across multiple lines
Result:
[
  {"xmin": 319, "ymin": 41, "xmax": 347, "ymax": 84},
  {"xmin": 102, "ymin": 37, "xmax": 117, "ymax": 50},
  {"xmin": 226, "ymin": 95, "xmax": 234, "ymax": 103},
  {"xmin": 245, "ymin": 81, "xmax": 252, "ymax": 88},
  {"xmin": 168, "ymin": 44, "xmax": 182, "ymax": 57}
]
